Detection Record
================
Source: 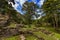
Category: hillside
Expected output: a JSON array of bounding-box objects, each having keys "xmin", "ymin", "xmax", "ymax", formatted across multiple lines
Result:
[{"xmin": 0, "ymin": 0, "xmax": 60, "ymax": 40}]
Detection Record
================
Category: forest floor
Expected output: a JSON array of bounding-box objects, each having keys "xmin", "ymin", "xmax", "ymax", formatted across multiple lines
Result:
[{"xmin": 0, "ymin": 24, "xmax": 60, "ymax": 40}]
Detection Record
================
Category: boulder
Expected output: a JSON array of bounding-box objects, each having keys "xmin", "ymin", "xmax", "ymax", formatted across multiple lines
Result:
[{"xmin": 0, "ymin": 14, "xmax": 9, "ymax": 27}]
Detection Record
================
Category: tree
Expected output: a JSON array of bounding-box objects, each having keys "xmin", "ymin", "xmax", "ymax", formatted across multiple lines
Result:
[
  {"xmin": 0, "ymin": 0, "xmax": 23, "ymax": 28},
  {"xmin": 42, "ymin": 0, "xmax": 60, "ymax": 29},
  {"xmin": 22, "ymin": 1, "xmax": 40, "ymax": 25}
]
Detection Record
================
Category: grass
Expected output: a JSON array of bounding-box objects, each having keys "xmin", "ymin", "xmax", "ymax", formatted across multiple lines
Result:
[
  {"xmin": 33, "ymin": 31, "xmax": 57, "ymax": 40},
  {"xmin": 8, "ymin": 23, "xmax": 16, "ymax": 28},
  {"xmin": 24, "ymin": 26, "xmax": 60, "ymax": 40},
  {"xmin": 39, "ymin": 26, "xmax": 60, "ymax": 40},
  {"xmin": 1, "ymin": 24, "xmax": 60, "ymax": 40},
  {"xmin": 18, "ymin": 25, "xmax": 59, "ymax": 40},
  {"xmin": 25, "ymin": 35, "xmax": 39, "ymax": 40},
  {"xmin": 1, "ymin": 36, "xmax": 21, "ymax": 40}
]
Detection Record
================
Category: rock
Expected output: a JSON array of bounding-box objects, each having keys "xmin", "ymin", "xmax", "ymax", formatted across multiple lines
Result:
[
  {"xmin": 16, "ymin": 24, "xmax": 24, "ymax": 28},
  {"xmin": 9, "ymin": 28, "xmax": 19, "ymax": 36},
  {"xmin": 0, "ymin": 14, "xmax": 9, "ymax": 27}
]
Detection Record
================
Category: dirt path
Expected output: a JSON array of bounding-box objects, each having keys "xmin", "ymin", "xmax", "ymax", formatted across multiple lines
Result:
[{"xmin": 20, "ymin": 34, "xmax": 25, "ymax": 40}]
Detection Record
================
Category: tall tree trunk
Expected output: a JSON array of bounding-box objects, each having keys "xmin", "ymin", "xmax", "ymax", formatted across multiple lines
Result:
[
  {"xmin": 52, "ymin": 15, "xmax": 56, "ymax": 29},
  {"xmin": 54, "ymin": 14, "xmax": 58, "ymax": 29}
]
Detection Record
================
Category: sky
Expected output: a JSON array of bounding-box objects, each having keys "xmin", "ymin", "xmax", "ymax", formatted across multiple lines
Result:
[{"xmin": 8, "ymin": 0, "xmax": 44, "ymax": 19}]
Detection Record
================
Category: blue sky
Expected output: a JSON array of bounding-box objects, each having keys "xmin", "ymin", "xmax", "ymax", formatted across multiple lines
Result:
[
  {"xmin": 11, "ymin": 0, "xmax": 44, "ymax": 14},
  {"xmin": 9, "ymin": 0, "xmax": 44, "ymax": 19}
]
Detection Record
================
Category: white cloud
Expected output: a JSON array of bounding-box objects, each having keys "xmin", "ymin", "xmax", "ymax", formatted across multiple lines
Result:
[
  {"xmin": 8, "ymin": 0, "xmax": 44, "ymax": 15},
  {"xmin": 32, "ymin": 0, "xmax": 36, "ymax": 4},
  {"xmin": 14, "ymin": 0, "xmax": 27, "ymax": 6},
  {"xmin": 19, "ymin": 0, "xmax": 27, "ymax": 6},
  {"xmin": 38, "ymin": 0, "xmax": 44, "ymax": 6}
]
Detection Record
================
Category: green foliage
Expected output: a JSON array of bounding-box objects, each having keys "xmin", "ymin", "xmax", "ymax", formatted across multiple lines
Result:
[
  {"xmin": 42, "ymin": 0, "xmax": 60, "ymax": 28},
  {"xmin": 0, "ymin": 0, "xmax": 60, "ymax": 40},
  {"xmin": 22, "ymin": 1, "xmax": 40, "ymax": 25}
]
